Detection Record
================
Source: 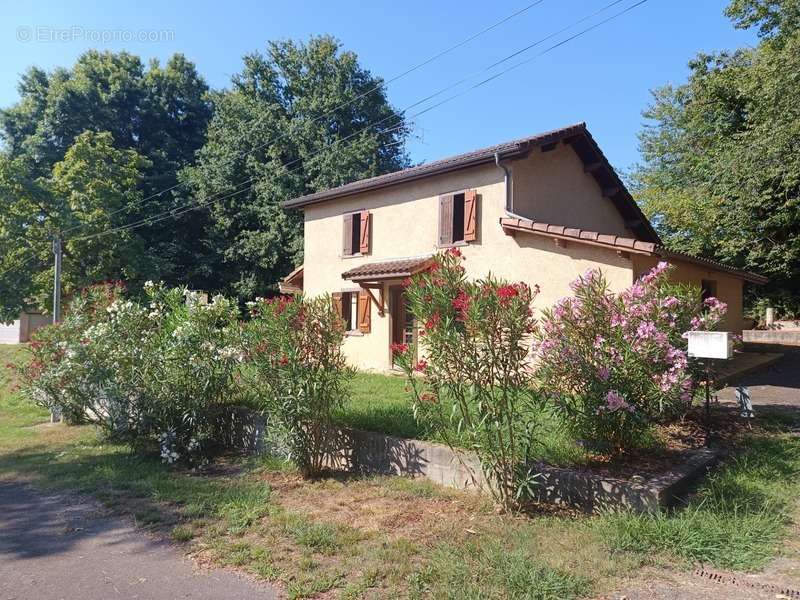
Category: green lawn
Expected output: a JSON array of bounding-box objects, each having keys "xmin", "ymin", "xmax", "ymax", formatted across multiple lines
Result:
[
  {"xmin": 2, "ymin": 345, "xmax": 800, "ymax": 598},
  {"xmin": 338, "ymin": 372, "xmax": 588, "ymax": 466}
]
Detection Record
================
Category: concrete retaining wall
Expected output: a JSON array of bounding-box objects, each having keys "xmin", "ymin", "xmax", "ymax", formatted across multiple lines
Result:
[
  {"xmin": 743, "ymin": 329, "xmax": 800, "ymax": 348},
  {"xmin": 218, "ymin": 406, "xmax": 718, "ymax": 513}
]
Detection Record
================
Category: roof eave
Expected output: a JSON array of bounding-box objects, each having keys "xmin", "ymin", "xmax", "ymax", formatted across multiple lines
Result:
[
  {"xmin": 657, "ymin": 249, "xmax": 768, "ymax": 285},
  {"xmin": 500, "ymin": 217, "xmax": 767, "ymax": 284},
  {"xmin": 283, "ymin": 146, "xmax": 530, "ymax": 210}
]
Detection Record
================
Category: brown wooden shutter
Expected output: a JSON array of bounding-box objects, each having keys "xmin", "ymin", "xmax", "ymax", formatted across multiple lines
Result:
[
  {"xmin": 342, "ymin": 213, "xmax": 353, "ymax": 255},
  {"xmin": 357, "ymin": 290, "xmax": 371, "ymax": 333},
  {"xmin": 359, "ymin": 210, "xmax": 371, "ymax": 254},
  {"xmin": 464, "ymin": 189, "xmax": 478, "ymax": 242},
  {"xmin": 438, "ymin": 194, "xmax": 454, "ymax": 246},
  {"xmin": 332, "ymin": 292, "xmax": 343, "ymax": 320}
]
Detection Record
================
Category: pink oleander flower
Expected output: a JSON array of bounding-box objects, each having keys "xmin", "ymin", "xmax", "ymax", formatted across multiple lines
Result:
[
  {"xmin": 597, "ymin": 366, "xmax": 610, "ymax": 381},
  {"xmin": 604, "ymin": 389, "xmax": 634, "ymax": 413},
  {"xmin": 636, "ymin": 321, "xmax": 657, "ymax": 339}
]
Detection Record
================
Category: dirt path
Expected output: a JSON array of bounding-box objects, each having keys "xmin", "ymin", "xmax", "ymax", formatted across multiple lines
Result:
[
  {"xmin": 0, "ymin": 480, "xmax": 281, "ymax": 600},
  {"xmin": 603, "ymin": 351, "xmax": 800, "ymax": 600}
]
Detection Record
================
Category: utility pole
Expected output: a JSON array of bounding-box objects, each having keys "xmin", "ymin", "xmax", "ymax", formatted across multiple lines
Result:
[{"xmin": 52, "ymin": 236, "xmax": 62, "ymax": 324}]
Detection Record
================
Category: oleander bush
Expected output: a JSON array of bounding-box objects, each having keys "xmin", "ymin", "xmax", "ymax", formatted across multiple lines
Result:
[
  {"xmin": 393, "ymin": 249, "xmax": 542, "ymax": 511},
  {"xmin": 241, "ymin": 294, "xmax": 354, "ymax": 478},
  {"xmin": 534, "ymin": 262, "xmax": 727, "ymax": 453},
  {"xmin": 20, "ymin": 282, "xmax": 243, "ymax": 464}
]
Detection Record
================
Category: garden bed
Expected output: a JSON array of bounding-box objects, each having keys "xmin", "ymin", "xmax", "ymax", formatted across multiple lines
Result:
[{"xmin": 225, "ymin": 380, "xmax": 745, "ymax": 513}]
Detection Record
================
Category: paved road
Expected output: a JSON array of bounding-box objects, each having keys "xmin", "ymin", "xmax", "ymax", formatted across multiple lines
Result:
[
  {"xmin": 0, "ymin": 481, "xmax": 280, "ymax": 600},
  {"xmin": 717, "ymin": 350, "xmax": 800, "ymax": 411}
]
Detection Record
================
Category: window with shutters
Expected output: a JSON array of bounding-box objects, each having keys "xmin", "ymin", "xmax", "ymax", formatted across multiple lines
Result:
[
  {"xmin": 343, "ymin": 210, "xmax": 371, "ymax": 256},
  {"xmin": 438, "ymin": 189, "xmax": 477, "ymax": 246},
  {"xmin": 341, "ymin": 291, "xmax": 358, "ymax": 331},
  {"xmin": 336, "ymin": 290, "xmax": 371, "ymax": 334}
]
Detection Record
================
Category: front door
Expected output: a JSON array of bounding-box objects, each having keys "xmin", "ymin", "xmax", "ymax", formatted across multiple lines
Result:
[{"xmin": 390, "ymin": 286, "xmax": 415, "ymax": 360}]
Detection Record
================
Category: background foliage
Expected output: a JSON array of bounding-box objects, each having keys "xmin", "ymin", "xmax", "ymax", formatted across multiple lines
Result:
[
  {"xmin": 632, "ymin": 0, "xmax": 800, "ymax": 317},
  {"xmin": 0, "ymin": 37, "xmax": 408, "ymax": 319}
]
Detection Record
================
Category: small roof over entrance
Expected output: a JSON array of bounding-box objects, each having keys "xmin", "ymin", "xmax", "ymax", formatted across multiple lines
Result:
[{"xmin": 341, "ymin": 256, "xmax": 434, "ymax": 282}]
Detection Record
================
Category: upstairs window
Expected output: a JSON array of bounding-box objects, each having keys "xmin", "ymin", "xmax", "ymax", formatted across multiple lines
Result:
[
  {"xmin": 343, "ymin": 210, "xmax": 371, "ymax": 256},
  {"xmin": 439, "ymin": 190, "xmax": 477, "ymax": 246}
]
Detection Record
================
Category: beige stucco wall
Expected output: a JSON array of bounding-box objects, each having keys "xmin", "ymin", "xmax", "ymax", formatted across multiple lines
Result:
[
  {"xmin": 302, "ymin": 144, "xmax": 638, "ymax": 371},
  {"xmin": 300, "ymin": 142, "xmax": 749, "ymax": 369},
  {"xmin": 631, "ymin": 255, "xmax": 745, "ymax": 334},
  {"xmin": 511, "ymin": 144, "xmax": 634, "ymax": 236}
]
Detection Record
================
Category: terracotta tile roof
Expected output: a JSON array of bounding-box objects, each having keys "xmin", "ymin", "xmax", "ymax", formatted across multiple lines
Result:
[
  {"xmin": 283, "ymin": 123, "xmax": 588, "ymax": 209},
  {"xmin": 500, "ymin": 218, "xmax": 767, "ymax": 284},
  {"xmin": 500, "ymin": 218, "xmax": 658, "ymax": 253},
  {"xmin": 341, "ymin": 256, "xmax": 434, "ymax": 281}
]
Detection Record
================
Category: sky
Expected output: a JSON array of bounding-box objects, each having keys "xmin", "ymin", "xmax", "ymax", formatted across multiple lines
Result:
[{"xmin": 0, "ymin": 0, "xmax": 758, "ymax": 173}]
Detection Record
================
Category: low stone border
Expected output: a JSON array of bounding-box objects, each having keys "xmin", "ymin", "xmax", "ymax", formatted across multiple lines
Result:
[
  {"xmin": 531, "ymin": 448, "xmax": 720, "ymax": 513},
  {"xmin": 744, "ymin": 329, "xmax": 800, "ymax": 348},
  {"xmin": 218, "ymin": 407, "xmax": 719, "ymax": 513}
]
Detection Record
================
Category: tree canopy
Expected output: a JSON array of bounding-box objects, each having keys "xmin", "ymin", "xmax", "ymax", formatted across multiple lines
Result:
[
  {"xmin": 0, "ymin": 37, "xmax": 409, "ymax": 319},
  {"xmin": 633, "ymin": 0, "xmax": 800, "ymax": 313},
  {"xmin": 180, "ymin": 36, "xmax": 409, "ymax": 299},
  {"xmin": 0, "ymin": 50, "xmax": 211, "ymax": 321}
]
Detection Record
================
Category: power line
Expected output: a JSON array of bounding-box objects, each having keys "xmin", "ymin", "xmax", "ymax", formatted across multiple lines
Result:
[
  {"xmin": 68, "ymin": 0, "xmax": 650, "ymax": 246},
  {"xmin": 60, "ymin": 0, "xmax": 549, "ymax": 236}
]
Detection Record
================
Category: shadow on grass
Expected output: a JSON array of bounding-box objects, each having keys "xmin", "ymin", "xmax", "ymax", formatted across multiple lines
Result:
[{"xmin": 0, "ymin": 442, "xmax": 272, "ymax": 557}]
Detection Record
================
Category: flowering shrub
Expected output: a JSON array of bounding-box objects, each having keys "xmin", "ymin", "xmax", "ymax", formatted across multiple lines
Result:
[
  {"xmin": 19, "ymin": 282, "xmax": 243, "ymax": 465},
  {"xmin": 534, "ymin": 262, "xmax": 727, "ymax": 453},
  {"xmin": 394, "ymin": 249, "xmax": 542, "ymax": 511},
  {"xmin": 139, "ymin": 284, "xmax": 243, "ymax": 463},
  {"xmin": 21, "ymin": 282, "xmax": 129, "ymax": 424},
  {"xmin": 242, "ymin": 294, "xmax": 354, "ymax": 478}
]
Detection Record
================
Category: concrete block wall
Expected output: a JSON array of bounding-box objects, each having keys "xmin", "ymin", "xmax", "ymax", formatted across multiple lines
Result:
[{"xmin": 218, "ymin": 407, "xmax": 718, "ymax": 514}]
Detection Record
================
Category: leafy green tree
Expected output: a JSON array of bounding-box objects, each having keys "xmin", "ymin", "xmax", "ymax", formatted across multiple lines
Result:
[
  {"xmin": 0, "ymin": 50, "xmax": 211, "ymax": 319},
  {"xmin": 0, "ymin": 132, "xmax": 150, "ymax": 320},
  {"xmin": 181, "ymin": 36, "xmax": 409, "ymax": 299},
  {"xmin": 632, "ymin": 1, "xmax": 800, "ymax": 313}
]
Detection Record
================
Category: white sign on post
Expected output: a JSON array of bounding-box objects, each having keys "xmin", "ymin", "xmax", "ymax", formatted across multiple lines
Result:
[{"xmin": 686, "ymin": 331, "xmax": 734, "ymax": 360}]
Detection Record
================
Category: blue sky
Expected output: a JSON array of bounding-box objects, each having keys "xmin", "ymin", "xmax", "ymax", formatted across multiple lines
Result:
[{"xmin": 1, "ymin": 0, "xmax": 757, "ymax": 172}]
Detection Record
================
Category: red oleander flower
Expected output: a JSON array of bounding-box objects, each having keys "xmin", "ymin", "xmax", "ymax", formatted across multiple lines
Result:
[
  {"xmin": 424, "ymin": 313, "xmax": 441, "ymax": 330},
  {"xmin": 414, "ymin": 359, "xmax": 428, "ymax": 372},
  {"xmin": 451, "ymin": 291, "xmax": 470, "ymax": 318},
  {"xmin": 446, "ymin": 247, "xmax": 463, "ymax": 259},
  {"xmin": 390, "ymin": 342, "xmax": 409, "ymax": 354},
  {"xmin": 496, "ymin": 285, "xmax": 518, "ymax": 300}
]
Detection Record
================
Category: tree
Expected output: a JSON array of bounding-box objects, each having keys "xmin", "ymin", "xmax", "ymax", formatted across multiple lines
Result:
[
  {"xmin": 181, "ymin": 36, "xmax": 409, "ymax": 300},
  {"xmin": 0, "ymin": 132, "xmax": 150, "ymax": 321},
  {"xmin": 0, "ymin": 50, "xmax": 211, "ymax": 319},
  {"xmin": 632, "ymin": 1, "xmax": 800, "ymax": 313}
]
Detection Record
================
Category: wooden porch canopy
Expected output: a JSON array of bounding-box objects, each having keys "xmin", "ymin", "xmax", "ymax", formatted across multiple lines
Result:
[
  {"xmin": 279, "ymin": 265, "xmax": 304, "ymax": 294},
  {"xmin": 341, "ymin": 256, "xmax": 434, "ymax": 315}
]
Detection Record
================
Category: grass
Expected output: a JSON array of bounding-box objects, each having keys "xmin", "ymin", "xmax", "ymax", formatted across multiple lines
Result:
[
  {"xmin": 602, "ymin": 433, "xmax": 800, "ymax": 570},
  {"xmin": 338, "ymin": 372, "xmax": 588, "ymax": 466},
  {"xmin": 2, "ymin": 344, "xmax": 800, "ymax": 598}
]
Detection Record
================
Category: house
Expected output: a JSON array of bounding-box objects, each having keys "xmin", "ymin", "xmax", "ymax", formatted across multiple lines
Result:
[
  {"xmin": 282, "ymin": 123, "xmax": 766, "ymax": 371},
  {"xmin": 0, "ymin": 311, "xmax": 51, "ymax": 344}
]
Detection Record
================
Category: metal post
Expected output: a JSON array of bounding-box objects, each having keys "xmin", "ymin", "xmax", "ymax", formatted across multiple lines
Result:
[
  {"xmin": 52, "ymin": 236, "xmax": 62, "ymax": 324},
  {"xmin": 704, "ymin": 358, "xmax": 712, "ymax": 447}
]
